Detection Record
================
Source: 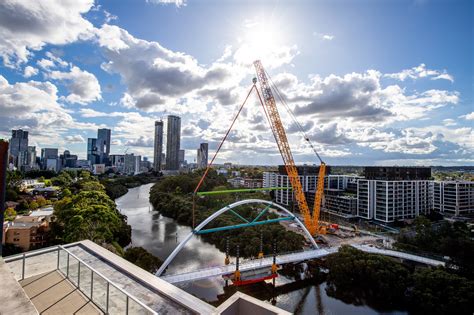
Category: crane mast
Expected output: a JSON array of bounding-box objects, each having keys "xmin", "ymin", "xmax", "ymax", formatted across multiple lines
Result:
[{"xmin": 254, "ymin": 60, "xmax": 318, "ymax": 235}]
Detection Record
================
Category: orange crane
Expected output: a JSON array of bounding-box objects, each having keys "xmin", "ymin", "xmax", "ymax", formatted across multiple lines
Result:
[{"xmin": 253, "ymin": 60, "xmax": 326, "ymax": 236}]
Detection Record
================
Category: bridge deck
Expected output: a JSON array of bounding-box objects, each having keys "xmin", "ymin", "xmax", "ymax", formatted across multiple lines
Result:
[{"xmin": 160, "ymin": 245, "xmax": 445, "ymax": 284}]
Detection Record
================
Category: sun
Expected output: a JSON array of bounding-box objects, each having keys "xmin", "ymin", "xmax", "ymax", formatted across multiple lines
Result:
[{"xmin": 234, "ymin": 18, "xmax": 288, "ymax": 67}]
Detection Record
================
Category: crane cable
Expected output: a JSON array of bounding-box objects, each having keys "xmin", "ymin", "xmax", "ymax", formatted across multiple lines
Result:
[
  {"xmin": 264, "ymin": 69, "xmax": 324, "ymax": 164},
  {"xmin": 192, "ymin": 84, "xmax": 256, "ymax": 228}
]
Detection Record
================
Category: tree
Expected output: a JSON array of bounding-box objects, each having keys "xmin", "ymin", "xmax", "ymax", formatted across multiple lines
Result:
[
  {"xmin": 409, "ymin": 268, "xmax": 474, "ymax": 314},
  {"xmin": 29, "ymin": 201, "xmax": 39, "ymax": 210},
  {"xmin": 36, "ymin": 196, "xmax": 47, "ymax": 207},
  {"xmin": 5, "ymin": 189, "xmax": 18, "ymax": 201},
  {"xmin": 5, "ymin": 207, "xmax": 16, "ymax": 221},
  {"xmin": 124, "ymin": 247, "xmax": 162, "ymax": 273},
  {"xmin": 6, "ymin": 170, "xmax": 22, "ymax": 190}
]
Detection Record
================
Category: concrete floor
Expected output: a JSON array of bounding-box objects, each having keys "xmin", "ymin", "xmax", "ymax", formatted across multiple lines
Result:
[{"xmin": 19, "ymin": 271, "xmax": 103, "ymax": 315}]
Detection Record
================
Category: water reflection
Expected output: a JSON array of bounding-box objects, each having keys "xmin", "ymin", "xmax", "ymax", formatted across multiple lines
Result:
[{"xmin": 116, "ymin": 183, "xmax": 408, "ymax": 314}]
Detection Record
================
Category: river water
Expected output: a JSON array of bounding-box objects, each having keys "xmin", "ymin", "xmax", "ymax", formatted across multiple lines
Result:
[{"xmin": 116, "ymin": 183, "xmax": 408, "ymax": 314}]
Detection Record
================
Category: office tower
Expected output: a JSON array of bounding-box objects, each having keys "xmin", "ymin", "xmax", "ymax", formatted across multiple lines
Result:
[
  {"xmin": 9, "ymin": 129, "xmax": 29, "ymax": 167},
  {"xmin": 197, "ymin": 143, "xmax": 208, "ymax": 169},
  {"xmin": 166, "ymin": 115, "xmax": 181, "ymax": 170},
  {"xmin": 153, "ymin": 120, "xmax": 164, "ymax": 171},
  {"xmin": 26, "ymin": 146, "xmax": 36, "ymax": 169},
  {"xmin": 87, "ymin": 138, "xmax": 99, "ymax": 165},
  {"xmin": 60, "ymin": 150, "xmax": 78, "ymax": 168},
  {"xmin": 179, "ymin": 149, "xmax": 185, "ymax": 165},
  {"xmin": 41, "ymin": 148, "xmax": 59, "ymax": 171},
  {"xmin": 97, "ymin": 128, "xmax": 111, "ymax": 165},
  {"xmin": 433, "ymin": 181, "xmax": 474, "ymax": 217}
]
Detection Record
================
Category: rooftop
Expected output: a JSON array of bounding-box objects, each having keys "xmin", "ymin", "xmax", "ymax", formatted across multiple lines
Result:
[{"xmin": 2, "ymin": 240, "xmax": 290, "ymax": 315}]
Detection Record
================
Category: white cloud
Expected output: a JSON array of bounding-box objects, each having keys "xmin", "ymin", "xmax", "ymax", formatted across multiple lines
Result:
[
  {"xmin": 385, "ymin": 63, "xmax": 454, "ymax": 82},
  {"xmin": 313, "ymin": 32, "xmax": 335, "ymax": 41},
  {"xmin": 146, "ymin": 0, "xmax": 187, "ymax": 8},
  {"xmin": 65, "ymin": 135, "xmax": 85, "ymax": 143},
  {"xmin": 48, "ymin": 66, "xmax": 102, "ymax": 105},
  {"xmin": 125, "ymin": 136, "xmax": 154, "ymax": 147},
  {"xmin": 460, "ymin": 111, "xmax": 474, "ymax": 120},
  {"xmin": 442, "ymin": 118, "xmax": 457, "ymax": 126},
  {"xmin": 96, "ymin": 24, "xmax": 237, "ymax": 111},
  {"xmin": 23, "ymin": 66, "xmax": 38, "ymax": 78},
  {"xmin": 79, "ymin": 108, "xmax": 128, "ymax": 118},
  {"xmin": 0, "ymin": 0, "xmax": 95, "ymax": 67}
]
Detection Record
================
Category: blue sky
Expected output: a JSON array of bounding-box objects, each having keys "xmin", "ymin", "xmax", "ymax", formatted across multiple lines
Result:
[{"xmin": 0, "ymin": 0, "xmax": 472, "ymax": 166}]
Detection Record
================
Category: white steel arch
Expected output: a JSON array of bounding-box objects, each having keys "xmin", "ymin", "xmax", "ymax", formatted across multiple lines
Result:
[{"xmin": 156, "ymin": 199, "xmax": 318, "ymax": 276}]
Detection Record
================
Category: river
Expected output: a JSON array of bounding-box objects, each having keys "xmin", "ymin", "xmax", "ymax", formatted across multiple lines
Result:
[{"xmin": 116, "ymin": 183, "xmax": 408, "ymax": 314}]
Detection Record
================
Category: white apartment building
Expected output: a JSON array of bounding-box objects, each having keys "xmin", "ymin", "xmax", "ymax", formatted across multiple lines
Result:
[
  {"xmin": 262, "ymin": 172, "xmax": 317, "ymax": 206},
  {"xmin": 357, "ymin": 180, "xmax": 432, "ymax": 223},
  {"xmin": 433, "ymin": 181, "xmax": 474, "ymax": 217}
]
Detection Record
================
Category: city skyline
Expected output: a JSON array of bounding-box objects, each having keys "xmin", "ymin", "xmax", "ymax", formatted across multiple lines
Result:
[{"xmin": 0, "ymin": 1, "xmax": 472, "ymax": 166}]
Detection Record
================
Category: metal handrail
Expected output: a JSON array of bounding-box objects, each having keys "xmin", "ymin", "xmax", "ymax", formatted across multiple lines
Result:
[
  {"xmin": 4, "ymin": 244, "xmax": 157, "ymax": 315},
  {"xmin": 58, "ymin": 245, "xmax": 158, "ymax": 315}
]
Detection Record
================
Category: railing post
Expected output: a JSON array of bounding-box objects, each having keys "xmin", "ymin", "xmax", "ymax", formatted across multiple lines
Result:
[
  {"xmin": 66, "ymin": 253, "xmax": 70, "ymax": 277},
  {"xmin": 21, "ymin": 253, "xmax": 26, "ymax": 280},
  {"xmin": 90, "ymin": 271, "xmax": 94, "ymax": 300},
  {"xmin": 57, "ymin": 247, "xmax": 60, "ymax": 270},
  {"xmin": 106, "ymin": 282, "xmax": 110, "ymax": 314},
  {"xmin": 77, "ymin": 262, "xmax": 81, "ymax": 288},
  {"xmin": 126, "ymin": 296, "xmax": 129, "ymax": 315}
]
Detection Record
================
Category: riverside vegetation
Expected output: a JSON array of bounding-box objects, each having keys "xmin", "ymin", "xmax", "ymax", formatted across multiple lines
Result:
[
  {"xmin": 149, "ymin": 170, "xmax": 305, "ymax": 257},
  {"xmin": 42, "ymin": 170, "xmax": 162, "ymax": 273}
]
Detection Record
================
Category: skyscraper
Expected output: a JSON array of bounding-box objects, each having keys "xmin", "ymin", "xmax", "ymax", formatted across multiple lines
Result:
[
  {"xmin": 9, "ymin": 129, "xmax": 28, "ymax": 167},
  {"xmin": 41, "ymin": 148, "xmax": 58, "ymax": 171},
  {"xmin": 166, "ymin": 115, "xmax": 181, "ymax": 170},
  {"xmin": 197, "ymin": 143, "xmax": 208, "ymax": 169},
  {"xmin": 153, "ymin": 120, "xmax": 164, "ymax": 171},
  {"xmin": 87, "ymin": 138, "xmax": 99, "ymax": 165},
  {"xmin": 179, "ymin": 149, "xmax": 185, "ymax": 166},
  {"xmin": 97, "ymin": 128, "xmax": 111, "ymax": 165}
]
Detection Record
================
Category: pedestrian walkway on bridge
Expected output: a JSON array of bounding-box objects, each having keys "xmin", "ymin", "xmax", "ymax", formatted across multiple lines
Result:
[{"xmin": 160, "ymin": 245, "xmax": 446, "ymax": 284}]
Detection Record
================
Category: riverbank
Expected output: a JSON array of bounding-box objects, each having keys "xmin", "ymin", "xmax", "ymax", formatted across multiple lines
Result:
[
  {"xmin": 102, "ymin": 173, "xmax": 161, "ymax": 199},
  {"xmin": 148, "ymin": 172, "xmax": 306, "ymax": 258}
]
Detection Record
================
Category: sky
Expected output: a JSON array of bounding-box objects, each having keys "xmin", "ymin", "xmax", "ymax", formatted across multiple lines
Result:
[{"xmin": 0, "ymin": 0, "xmax": 472, "ymax": 166}]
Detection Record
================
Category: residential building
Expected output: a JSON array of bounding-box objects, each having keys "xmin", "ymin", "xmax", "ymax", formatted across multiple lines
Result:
[
  {"xmin": 153, "ymin": 120, "xmax": 164, "ymax": 171},
  {"xmin": 97, "ymin": 128, "xmax": 111, "ymax": 165},
  {"xmin": 123, "ymin": 153, "xmax": 141, "ymax": 175},
  {"xmin": 433, "ymin": 181, "xmax": 474, "ymax": 217},
  {"xmin": 76, "ymin": 159, "xmax": 91, "ymax": 169},
  {"xmin": 93, "ymin": 164, "xmax": 105, "ymax": 175},
  {"xmin": 197, "ymin": 143, "xmax": 208, "ymax": 169},
  {"xmin": 357, "ymin": 179, "xmax": 432, "ymax": 222},
  {"xmin": 9, "ymin": 129, "xmax": 29, "ymax": 168},
  {"xmin": 364, "ymin": 166, "xmax": 431, "ymax": 180},
  {"xmin": 242, "ymin": 178, "xmax": 263, "ymax": 189},
  {"xmin": 110, "ymin": 154, "xmax": 125, "ymax": 173},
  {"xmin": 166, "ymin": 115, "xmax": 181, "ymax": 170},
  {"xmin": 2, "ymin": 216, "xmax": 50, "ymax": 251}
]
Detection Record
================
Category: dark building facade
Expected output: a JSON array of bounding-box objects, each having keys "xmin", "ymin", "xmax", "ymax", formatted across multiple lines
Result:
[
  {"xmin": 278, "ymin": 165, "xmax": 331, "ymax": 176},
  {"xmin": 364, "ymin": 166, "xmax": 431, "ymax": 180},
  {"xmin": 153, "ymin": 120, "xmax": 164, "ymax": 171}
]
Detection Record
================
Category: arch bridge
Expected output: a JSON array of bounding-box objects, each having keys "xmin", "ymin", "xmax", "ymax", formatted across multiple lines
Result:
[{"xmin": 155, "ymin": 199, "xmax": 318, "ymax": 276}]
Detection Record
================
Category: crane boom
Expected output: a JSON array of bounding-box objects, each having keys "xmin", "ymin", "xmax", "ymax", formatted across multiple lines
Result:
[{"xmin": 253, "ymin": 60, "xmax": 317, "ymax": 235}]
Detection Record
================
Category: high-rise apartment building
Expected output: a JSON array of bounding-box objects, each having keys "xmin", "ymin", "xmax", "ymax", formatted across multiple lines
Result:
[
  {"xmin": 179, "ymin": 149, "xmax": 185, "ymax": 166},
  {"xmin": 9, "ymin": 129, "xmax": 29, "ymax": 167},
  {"xmin": 97, "ymin": 128, "xmax": 111, "ymax": 165},
  {"xmin": 26, "ymin": 146, "xmax": 36, "ymax": 169},
  {"xmin": 166, "ymin": 115, "xmax": 181, "ymax": 170},
  {"xmin": 153, "ymin": 120, "xmax": 164, "ymax": 171},
  {"xmin": 357, "ymin": 179, "xmax": 432, "ymax": 222},
  {"xmin": 197, "ymin": 143, "xmax": 208, "ymax": 169},
  {"xmin": 433, "ymin": 181, "xmax": 474, "ymax": 217}
]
